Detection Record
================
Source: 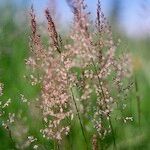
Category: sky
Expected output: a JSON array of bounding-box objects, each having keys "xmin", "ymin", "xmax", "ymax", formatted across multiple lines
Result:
[
  {"xmin": 120, "ymin": 0, "xmax": 150, "ymax": 37},
  {"xmin": 2, "ymin": 0, "xmax": 150, "ymax": 38},
  {"xmin": 29, "ymin": 0, "xmax": 150, "ymax": 38},
  {"xmin": 30, "ymin": 0, "xmax": 113, "ymax": 20}
]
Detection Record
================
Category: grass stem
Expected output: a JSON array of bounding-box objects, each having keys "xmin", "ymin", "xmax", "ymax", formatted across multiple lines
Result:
[
  {"xmin": 6, "ymin": 126, "xmax": 18, "ymax": 150},
  {"xmin": 91, "ymin": 58, "xmax": 117, "ymax": 149},
  {"xmin": 135, "ymin": 76, "xmax": 141, "ymax": 126},
  {"xmin": 71, "ymin": 88, "xmax": 88, "ymax": 150}
]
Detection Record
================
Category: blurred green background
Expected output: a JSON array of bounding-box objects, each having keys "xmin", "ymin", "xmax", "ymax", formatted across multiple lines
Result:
[{"xmin": 0, "ymin": 0, "xmax": 150, "ymax": 149}]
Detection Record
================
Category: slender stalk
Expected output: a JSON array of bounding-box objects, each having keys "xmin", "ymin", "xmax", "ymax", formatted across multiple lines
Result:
[
  {"xmin": 54, "ymin": 140, "xmax": 60, "ymax": 150},
  {"xmin": 108, "ymin": 118, "xmax": 116, "ymax": 150},
  {"xmin": 54, "ymin": 140, "xmax": 56, "ymax": 150},
  {"xmin": 6, "ymin": 126, "xmax": 18, "ymax": 150},
  {"xmin": 91, "ymin": 58, "xmax": 117, "ymax": 149},
  {"xmin": 65, "ymin": 116, "xmax": 73, "ymax": 150},
  {"xmin": 135, "ymin": 76, "xmax": 141, "ymax": 126},
  {"xmin": 71, "ymin": 88, "xmax": 88, "ymax": 150},
  {"xmin": 57, "ymin": 142, "xmax": 60, "ymax": 150},
  {"xmin": 92, "ymin": 134, "xmax": 98, "ymax": 150}
]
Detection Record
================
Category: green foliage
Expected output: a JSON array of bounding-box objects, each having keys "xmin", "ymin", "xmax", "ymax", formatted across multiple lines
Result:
[{"xmin": 0, "ymin": 1, "xmax": 150, "ymax": 150}]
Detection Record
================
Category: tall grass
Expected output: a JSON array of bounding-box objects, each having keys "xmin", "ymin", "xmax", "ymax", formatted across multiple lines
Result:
[{"xmin": 1, "ymin": 0, "xmax": 149, "ymax": 150}]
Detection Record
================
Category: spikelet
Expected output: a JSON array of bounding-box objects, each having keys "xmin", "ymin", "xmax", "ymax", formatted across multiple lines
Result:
[{"xmin": 26, "ymin": 0, "xmax": 133, "ymax": 142}]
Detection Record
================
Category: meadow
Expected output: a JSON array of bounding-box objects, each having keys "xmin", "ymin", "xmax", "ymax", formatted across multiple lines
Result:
[{"xmin": 0, "ymin": 0, "xmax": 150, "ymax": 150}]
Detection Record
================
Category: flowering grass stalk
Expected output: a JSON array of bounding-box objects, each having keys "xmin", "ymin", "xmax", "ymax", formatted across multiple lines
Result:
[
  {"xmin": 26, "ymin": 0, "xmax": 133, "ymax": 148},
  {"xmin": 0, "ymin": 0, "xmax": 135, "ymax": 149}
]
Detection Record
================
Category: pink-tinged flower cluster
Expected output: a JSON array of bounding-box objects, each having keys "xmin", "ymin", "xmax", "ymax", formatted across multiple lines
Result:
[
  {"xmin": 26, "ymin": 7, "xmax": 74, "ymax": 141},
  {"xmin": 26, "ymin": 0, "xmax": 133, "ymax": 142},
  {"xmin": 41, "ymin": 56, "xmax": 73, "ymax": 140}
]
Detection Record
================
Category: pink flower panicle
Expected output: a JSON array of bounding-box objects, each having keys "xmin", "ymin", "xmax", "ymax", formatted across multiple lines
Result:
[{"xmin": 25, "ymin": 0, "xmax": 133, "ymax": 142}]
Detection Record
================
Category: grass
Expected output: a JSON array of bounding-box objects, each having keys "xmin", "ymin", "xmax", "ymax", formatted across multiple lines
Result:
[{"xmin": 0, "ymin": 1, "xmax": 150, "ymax": 150}]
